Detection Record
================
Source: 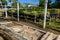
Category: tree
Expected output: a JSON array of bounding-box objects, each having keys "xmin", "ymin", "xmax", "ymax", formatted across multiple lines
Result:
[
  {"xmin": 52, "ymin": 0, "xmax": 60, "ymax": 8},
  {"xmin": 55, "ymin": 0, "xmax": 60, "ymax": 8},
  {"xmin": 9, "ymin": 0, "xmax": 21, "ymax": 8},
  {"xmin": 39, "ymin": 0, "xmax": 45, "ymax": 8},
  {"xmin": 1, "ymin": 0, "xmax": 7, "ymax": 5},
  {"xmin": 55, "ymin": 0, "xmax": 60, "ymax": 3},
  {"xmin": 9, "ymin": 0, "xmax": 17, "ymax": 7},
  {"xmin": 12, "ymin": 2, "xmax": 17, "ymax": 8},
  {"xmin": 9, "ymin": 0, "xmax": 17, "ymax": 2},
  {"xmin": 48, "ymin": 0, "xmax": 52, "ymax": 8},
  {"xmin": 39, "ymin": 0, "xmax": 52, "ymax": 8}
]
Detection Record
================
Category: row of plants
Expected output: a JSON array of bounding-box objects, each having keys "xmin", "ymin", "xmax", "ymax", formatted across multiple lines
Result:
[{"xmin": 0, "ymin": 9, "xmax": 60, "ymax": 29}]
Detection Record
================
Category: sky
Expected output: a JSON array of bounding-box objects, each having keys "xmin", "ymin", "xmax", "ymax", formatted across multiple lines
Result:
[
  {"xmin": 7, "ymin": 0, "xmax": 55, "ymax": 5},
  {"xmin": 19, "ymin": 0, "xmax": 55, "ymax": 4},
  {"xmin": 19, "ymin": 0, "xmax": 39, "ymax": 4}
]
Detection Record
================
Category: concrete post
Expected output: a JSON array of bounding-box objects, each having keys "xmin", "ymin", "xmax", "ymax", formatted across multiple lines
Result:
[
  {"xmin": 5, "ymin": 5, "xmax": 8, "ymax": 18},
  {"xmin": 43, "ymin": 0, "xmax": 48, "ymax": 29},
  {"xmin": 17, "ymin": 2, "xmax": 19, "ymax": 22}
]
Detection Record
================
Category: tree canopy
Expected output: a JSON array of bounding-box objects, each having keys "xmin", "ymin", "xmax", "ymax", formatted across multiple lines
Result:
[
  {"xmin": 39, "ymin": 0, "xmax": 45, "ymax": 8},
  {"xmin": 0, "ymin": 0, "xmax": 60, "ymax": 8},
  {"xmin": 0, "ymin": 0, "xmax": 7, "ymax": 5},
  {"xmin": 39, "ymin": 0, "xmax": 60, "ymax": 8}
]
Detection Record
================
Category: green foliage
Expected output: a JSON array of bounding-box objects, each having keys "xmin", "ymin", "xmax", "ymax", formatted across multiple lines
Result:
[
  {"xmin": 50, "ymin": 0, "xmax": 60, "ymax": 8},
  {"xmin": 9, "ymin": 0, "xmax": 17, "ymax": 2},
  {"xmin": 39, "ymin": 0, "xmax": 60, "ymax": 8},
  {"xmin": 8, "ymin": 0, "xmax": 21, "ymax": 8},
  {"xmin": 39, "ymin": 0, "xmax": 45, "ymax": 8},
  {"xmin": 48, "ymin": 0, "xmax": 52, "ymax": 8},
  {"xmin": 39, "ymin": 0, "xmax": 52, "ymax": 8},
  {"xmin": 12, "ymin": 2, "xmax": 17, "ymax": 8},
  {"xmin": 8, "ymin": 10, "xmax": 16, "ymax": 13},
  {"xmin": 37, "ymin": 19, "xmax": 43, "ymax": 25},
  {"xmin": 49, "ymin": 22, "xmax": 60, "ymax": 29},
  {"xmin": 31, "ymin": 11, "xmax": 38, "ymax": 14},
  {"xmin": 19, "ymin": 9, "xmax": 24, "ymax": 14},
  {"xmin": 22, "ymin": 9, "xmax": 60, "ymax": 15},
  {"xmin": 1, "ymin": 0, "xmax": 7, "ymax": 5}
]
